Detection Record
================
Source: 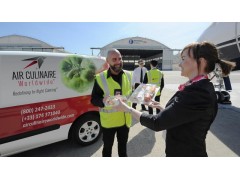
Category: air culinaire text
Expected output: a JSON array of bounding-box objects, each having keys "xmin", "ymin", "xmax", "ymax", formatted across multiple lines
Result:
[{"xmin": 12, "ymin": 70, "xmax": 57, "ymax": 87}]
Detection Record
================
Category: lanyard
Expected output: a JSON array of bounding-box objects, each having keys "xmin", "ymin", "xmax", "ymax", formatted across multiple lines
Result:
[{"xmin": 178, "ymin": 75, "xmax": 208, "ymax": 91}]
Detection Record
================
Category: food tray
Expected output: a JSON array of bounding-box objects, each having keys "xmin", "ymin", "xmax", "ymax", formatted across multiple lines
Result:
[{"xmin": 128, "ymin": 84, "xmax": 160, "ymax": 104}]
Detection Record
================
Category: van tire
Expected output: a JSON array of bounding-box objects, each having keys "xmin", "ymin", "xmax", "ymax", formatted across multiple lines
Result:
[{"xmin": 71, "ymin": 113, "xmax": 102, "ymax": 146}]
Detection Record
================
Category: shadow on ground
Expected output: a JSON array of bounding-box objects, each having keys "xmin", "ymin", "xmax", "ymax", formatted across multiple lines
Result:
[
  {"xmin": 128, "ymin": 127, "xmax": 156, "ymax": 157},
  {"xmin": 11, "ymin": 136, "xmax": 103, "ymax": 157},
  {"xmin": 210, "ymin": 104, "xmax": 240, "ymax": 156}
]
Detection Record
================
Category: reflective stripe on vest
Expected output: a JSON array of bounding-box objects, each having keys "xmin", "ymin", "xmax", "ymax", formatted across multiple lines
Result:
[
  {"xmin": 99, "ymin": 109, "xmax": 118, "ymax": 113},
  {"xmin": 100, "ymin": 72, "xmax": 110, "ymax": 96}
]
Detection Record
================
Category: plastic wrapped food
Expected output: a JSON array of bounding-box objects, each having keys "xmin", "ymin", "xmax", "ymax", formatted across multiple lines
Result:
[
  {"xmin": 128, "ymin": 84, "xmax": 160, "ymax": 104},
  {"xmin": 104, "ymin": 95, "xmax": 128, "ymax": 107}
]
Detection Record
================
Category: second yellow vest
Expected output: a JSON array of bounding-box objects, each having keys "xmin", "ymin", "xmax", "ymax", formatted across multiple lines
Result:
[{"xmin": 147, "ymin": 68, "xmax": 163, "ymax": 96}]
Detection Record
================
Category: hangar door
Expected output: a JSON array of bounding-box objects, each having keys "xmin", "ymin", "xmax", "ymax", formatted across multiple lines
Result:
[{"xmin": 118, "ymin": 49, "xmax": 163, "ymax": 70}]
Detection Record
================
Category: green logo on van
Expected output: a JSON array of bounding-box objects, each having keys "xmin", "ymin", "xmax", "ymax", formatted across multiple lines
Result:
[{"xmin": 60, "ymin": 56, "xmax": 96, "ymax": 93}]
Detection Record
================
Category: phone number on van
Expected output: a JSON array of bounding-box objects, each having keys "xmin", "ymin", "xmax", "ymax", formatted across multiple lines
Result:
[{"xmin": 20, "ymin": 105, "xmax": 56, "ymax": 115}]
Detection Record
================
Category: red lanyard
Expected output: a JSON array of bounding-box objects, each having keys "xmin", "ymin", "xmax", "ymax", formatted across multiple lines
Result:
[{"xmin": 178, "ymin": 75, "xmax": 208, "ymax": 91}]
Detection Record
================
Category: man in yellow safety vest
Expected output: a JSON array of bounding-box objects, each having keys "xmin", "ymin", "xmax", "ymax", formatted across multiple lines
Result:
[{"xmin": 91, "ymin": 49, "xmax": 132, "ymax": 157}]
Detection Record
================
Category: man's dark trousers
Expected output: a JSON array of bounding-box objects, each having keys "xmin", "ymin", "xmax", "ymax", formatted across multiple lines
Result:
[{"xmin": 102, "ymin": 125, "xmax": 129, "ymax": 157}]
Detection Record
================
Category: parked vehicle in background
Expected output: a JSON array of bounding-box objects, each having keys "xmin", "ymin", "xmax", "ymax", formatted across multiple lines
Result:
[{"xmin": 198, "ymin": 22, "xmax": 240, "ymax": 104}]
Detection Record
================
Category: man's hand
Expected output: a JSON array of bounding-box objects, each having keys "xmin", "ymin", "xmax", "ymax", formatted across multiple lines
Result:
[{"xmin": 103, "ymin": 95, "xmax": 110, "ymax": 104}]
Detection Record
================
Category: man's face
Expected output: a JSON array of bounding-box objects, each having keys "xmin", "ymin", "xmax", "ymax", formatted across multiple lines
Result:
[
  {"xmin": 139, "ymin": 61, "xmax": 144, "ymax": 67},
  {"xmin": 107, "ymin": 51, "xmax": 123, "ymax": 74}
]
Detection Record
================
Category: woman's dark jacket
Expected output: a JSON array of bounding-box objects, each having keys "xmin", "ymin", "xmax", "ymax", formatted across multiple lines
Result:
[{"xmin": 140, "ymin": 79, "xmax": 218, "ymax": 157}]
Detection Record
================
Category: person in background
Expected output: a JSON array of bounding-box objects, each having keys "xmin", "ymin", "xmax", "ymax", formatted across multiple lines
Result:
[
  {"xmin": 91, "ymin": 48, "xmax": 132, "ymax": 157},
  {"xmin": 143, "ymin": 59, "xmax": 164, "ymax": 114},
  {"xmin": 112, "ymin": 41, "xmax": 235, "ymax": 157},
  {"xmin": 132, "ymin": 59, "xmax": 148, "ymax": 111}
]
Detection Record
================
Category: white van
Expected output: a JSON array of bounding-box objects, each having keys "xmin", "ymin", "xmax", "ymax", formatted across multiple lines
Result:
[{"xmin": 0, "ymin": 51, "xmax": 107, "ymax": 156}]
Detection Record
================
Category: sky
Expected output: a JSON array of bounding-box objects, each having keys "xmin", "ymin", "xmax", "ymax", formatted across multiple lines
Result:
[{"xmin": 0, "ymin": 22, "xmax": 212, "ymax": 55}]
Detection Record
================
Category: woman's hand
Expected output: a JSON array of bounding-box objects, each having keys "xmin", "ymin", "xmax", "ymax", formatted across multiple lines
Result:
[
  {"xmin": 147, "ymin": 100, "xmax": 164, "ymax": 110},
  {"xmin": 113, "ymin": 98, "xmax": 142, "ymax": 121},
  {"xmin": 113, "ymin": 99, "xmax": 130, "ymax": 112}
]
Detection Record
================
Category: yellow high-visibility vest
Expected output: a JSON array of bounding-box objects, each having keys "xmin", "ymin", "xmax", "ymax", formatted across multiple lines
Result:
[
  {"xmin": 147, "ymin": 68, "xmax": 163, "ymax": 96},
  {"xmin": 96, "ymin": 70, "xmax": 132, "ymax": 128}
]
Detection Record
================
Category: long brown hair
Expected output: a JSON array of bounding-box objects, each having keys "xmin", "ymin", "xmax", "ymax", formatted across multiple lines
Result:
[{"xmin": 181, "ymin": 41, "xmax": 236, "ymax": 76}]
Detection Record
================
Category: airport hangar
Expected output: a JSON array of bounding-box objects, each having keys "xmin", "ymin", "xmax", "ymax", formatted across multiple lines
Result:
[
  {"xmin": 0, "ymin": 35, "xmax": 179, "ymax": 70},
  {"xmin": 0, "ymin": 35, "xmax": 66, "ymax": 53},
  {"xmin": 92, "ymin": 36, "xmax": 178, "ymax": 70}
]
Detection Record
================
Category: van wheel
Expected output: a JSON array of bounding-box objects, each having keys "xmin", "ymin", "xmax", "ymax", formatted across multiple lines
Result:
[{"xmin": 72, "ymin": 114, "xmax": 102, "ymax": 146}]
